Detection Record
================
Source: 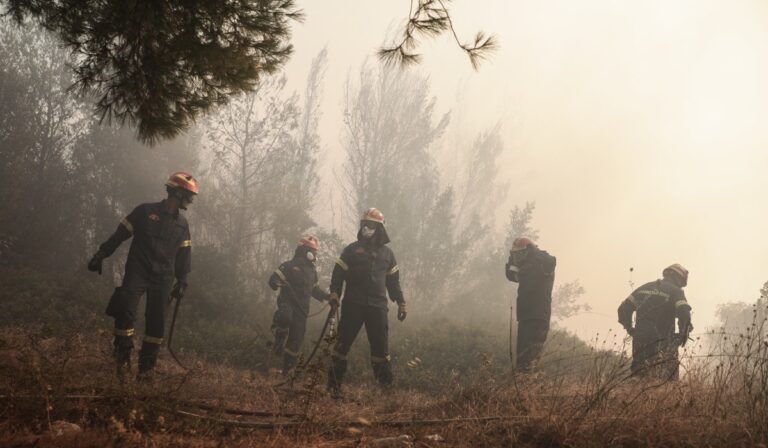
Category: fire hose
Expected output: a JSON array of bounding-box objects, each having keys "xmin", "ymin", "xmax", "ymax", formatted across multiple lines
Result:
[{"xmin": 273, "ymin": 304, "xmax": 339, "ymax": 389}]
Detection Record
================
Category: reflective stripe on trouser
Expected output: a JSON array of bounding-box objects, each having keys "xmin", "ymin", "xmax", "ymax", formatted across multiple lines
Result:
[
  {"xmin": 112, "ymin": 294, "xmax": 135, "ymax": 365},
  {"xmin": 106, "ymin": 279, "xmax": 172, "ymax": 373},
  {"xmin": 272, "ymin": 299, "xmax": 307, "ymax": 358},
  {"xmin": 371, "ymin": 354, "xmax": 393, "ymax": 386},
  {"xmin": 328, "ymin": 301, "xmax": 391, "ymax": 389},
  {"xmin": 516, "ymin": 319, "xmax": 549, "ymax": 372},
  {"xmin": 113, "ymin": 334, "xmax": 134, "ymax": 366}
]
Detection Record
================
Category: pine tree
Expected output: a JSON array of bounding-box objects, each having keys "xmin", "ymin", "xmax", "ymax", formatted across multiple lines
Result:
[
  {"xmin": 4, "ymin": 0, "xmax": 300, "ymax": 144},
  {"xmin": 3, "ymin": 1, "xmax": 495, "ymax": 144}
]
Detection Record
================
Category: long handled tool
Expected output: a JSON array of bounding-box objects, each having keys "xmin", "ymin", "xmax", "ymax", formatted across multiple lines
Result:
[
  {"xmin": 167, "ymin": 294, "xmax": 189, "ymax": 370},
  {"xmin": 509, "ymin": 298, "xmax": 516, "ymax": 367},
  {"xmin": 509, "ymin": 281, "xmax": 517, "ymax": 368}
]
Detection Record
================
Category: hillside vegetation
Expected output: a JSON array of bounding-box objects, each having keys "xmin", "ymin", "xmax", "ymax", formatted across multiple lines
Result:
[{"xmin": 2, "ymin": 292, "xmax": 768, "ymax": 447}]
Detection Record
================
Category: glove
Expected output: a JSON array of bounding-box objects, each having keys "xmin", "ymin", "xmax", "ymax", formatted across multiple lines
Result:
[
  {"xmin": 328, "ymin": 292, "xmax": 340, "ymax": 309},
  {"xmin": 171, "ymin": 281, "xmax": 187, "ymax": 300},
  {"xmin": 625, "ymin": 327, "xmax": 634, "ymax": 337},
  {"xmin": 87, "ymin": 251, "xmax": 106, "ymax": 275},
  {"xmin": 505, "ymin": 263, "xmax": 519, "ymax": 283},
  {"xmin": 678, "ymin": 322, "xmax": 693, "ymax": 347},
  {"xmin": 397, "ymin": 302, "xmax": 407, "ymax": 322}
]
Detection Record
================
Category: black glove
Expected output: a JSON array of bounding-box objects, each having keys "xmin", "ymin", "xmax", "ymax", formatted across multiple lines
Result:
[
  {"xmin": 171, "ymin": 281, "xmax": 187, "ymax": 300},
  {"xmin": 87, "ymin": 251, "xmax": 106, "ymax": 275},
  {"xmin": 397, "ymin": 302, "xmax": 407, "ymax": 322},
  {"xmin": 678, "ymin": 322, "xmax": 693, "ymax": 347},
  {"xmin": 625, "ymin": 327, "xmax": 634, "ymax": 337},
  {"xmin": 328, "ymin": 292, "xmax": 340, "ymax": 310}
]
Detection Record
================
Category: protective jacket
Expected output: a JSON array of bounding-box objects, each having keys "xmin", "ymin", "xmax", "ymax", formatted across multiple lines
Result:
[
  {"xmin": 506, "ymin": 247, "xmax": 556, "ymax": 321},
  {"xmin": 328, "ymin": 232, "xmax": 404, "ymax": 391},
  {"xmin": 99, "ymin": 201, "xmax": 191, "ymax": 286},
  {"xmin": 330, "ymin": 240, "xmax": 404, "ymax": 310},
  {"xmin": 618, "ymin": 278, "xmax": 692, "ymax": 339},
  {"xmin": 268, "ymin": 253, "xmax": 328, "ymax": 370},
  {"xmin": 269, "ymin": 257, "xmax": 329, "ymax": 315},
  {"xmin": 98, "ymin": 200, "xmax": 191, "ymax": 376},
  {"xmin": 618, "ymin": 278, "xmax": 692, "ymax": 378}
]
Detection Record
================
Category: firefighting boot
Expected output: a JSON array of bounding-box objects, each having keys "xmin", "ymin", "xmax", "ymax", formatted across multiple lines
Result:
[
  {"xmin": 113, "ymin": 334, "xmax": 134, "ymax": 383},
  {"xmin": 327, "ymin": 357, "xmax": 347, "ymax": 399},
  {"xmin": 272, "ymin": 327, "xmax": 289, "ymax": 356},
  {"xmin": 372, "ymin": 358, "xmax": 394, "ymax": 387},
  {"xmin": 137, "ymin": 340, "xmax": 161, "ymax": 383},
  {"xmin": 282, "ymin": 350, "xmax": 299, "ymax": 375}
]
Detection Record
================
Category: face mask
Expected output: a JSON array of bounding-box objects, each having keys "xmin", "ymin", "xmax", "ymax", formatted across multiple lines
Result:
[
  {"xmin": 306, "ymin": 251, "xmax": 316, "ymax": 262},
  {"xmin": 360, "ymin": 224, "xmax": 376, "ymax": 239},
  {"xmin": 178, "ymin": 191, "xmax": 194, "ymax": 210}
]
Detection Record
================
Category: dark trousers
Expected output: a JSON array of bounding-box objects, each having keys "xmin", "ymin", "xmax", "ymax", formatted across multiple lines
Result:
[
  {"xmin": 106, "ymin": 277, "xmax": 172, "ymax": 373},
  {"xmin": 328, "ymin": 301, "xmax": 392, "ymax": 390},
  {"xmin": 516, "ymin": 319, "xmax": 550, "ymax": 372},
  {"xmin": 631, "ymin": 335, "xmax": 679, "ymax": 380},
  {"xmin": 271, "ymin": 298, "xmax": 307, "ymax": 372}
]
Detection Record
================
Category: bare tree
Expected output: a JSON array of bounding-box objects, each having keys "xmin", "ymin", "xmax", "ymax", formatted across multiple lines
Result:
[
  {"xmin": 505, "ymin": 202, "xmax": 539, "ymax": 248},
  {"xmin": 341, "ymin": 63, "xmax": 470, "ymax": 305},
  {"xmin": 198, "ymin": 51, "xmax": 327, "ymax": 296},
  {"xmin": 552, "ymin": 280, "xmax": 590, "ymax": 321}
]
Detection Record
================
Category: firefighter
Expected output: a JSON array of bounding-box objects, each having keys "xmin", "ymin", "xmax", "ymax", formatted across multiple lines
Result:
[
  {"xmin": 327, "ymin": 208, "xmax": 406, "ymax": 397},
  {"xmin": 268, "ymin": 235, "xmax": 329, "ymax": 374},
  {"xmin": 87, "ymin": 172, "xmax": 198, "ymax": 381},
  {"xmin": 618, "ymin": 264, "xmax": 692, "ymax": 380},
  {"xmin": 505, "ymin": 237, "xmax": 557, "ymax": 372}
]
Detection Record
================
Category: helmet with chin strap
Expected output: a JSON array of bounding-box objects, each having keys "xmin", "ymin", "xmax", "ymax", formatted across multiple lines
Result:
[
  {"xmin": 165, "ymin": 172, "xmax": 199, "ymax": 195},
  {"xmin": 361, "ymin": 207, "xmax": 385, "ymax": 224},
  {"xmin": 511, "ymin": 237, "xmax": 535, "ymax": 252},
  {"xmin": 663, "ymin": 263, "xmax": 689, "ymax": 287}
]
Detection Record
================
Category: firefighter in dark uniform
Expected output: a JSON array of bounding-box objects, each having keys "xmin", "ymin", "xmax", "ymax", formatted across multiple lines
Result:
[
  {"xmin": 327, "ymin": 208, "xmax": 406, "ymax": 397},
  {"xmin": 87, "ymin": 172, "xmax": 198, "ymax": 380},
  {"xmin": 268, "ymin": 235, "xmax": 330, "ymax": 374},
  {"xmin": 505, "ymin": 237, "xmax": 557, "ymax": 372},
  {"xmin": 618, "ymin": 264, "xmax": 692, "ymax": 380}
]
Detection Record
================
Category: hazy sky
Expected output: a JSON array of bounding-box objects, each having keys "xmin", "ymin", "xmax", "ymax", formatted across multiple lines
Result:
[{"xmin": 281, "ymin": 0, "xmax": 768, "ymax": 337}]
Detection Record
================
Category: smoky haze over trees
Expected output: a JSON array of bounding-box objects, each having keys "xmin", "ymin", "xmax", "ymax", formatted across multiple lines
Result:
[
  {"xmin": 2, "ymin": 0, "xmax": 493, "ymax": 144},
  {"xmin": 6, "ymin": 5, "xmax": 768, "ymax": 446},
  {"xmin": 3, "ymin": 0, "xmax": 301, "ymax": 144},
  {"xmin": 0, "ymin": 20, "xmax": 589, "ymax": 368}
]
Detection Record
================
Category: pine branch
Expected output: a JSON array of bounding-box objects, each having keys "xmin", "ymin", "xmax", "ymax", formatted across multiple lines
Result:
[
  {"xmin": 463, "ymin": 31, "xmax": 498, "ymax": 71},
  {"xmin": 380, "ymin": 0, "xmax": 497, "ymax": 70},
  {"xmin": 5, "ymin": 0, "xmax": 302, "ymax": 144}
]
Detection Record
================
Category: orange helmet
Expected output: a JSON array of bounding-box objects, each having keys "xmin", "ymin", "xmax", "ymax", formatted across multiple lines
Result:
[
  {"xmin": 165, "ymin": 172, "xmax": 199, "ymax": 195},
  {"xmin": 361, "ymin": 208, "xmax": 385, "ymax": 224},
  {"xmin": 663, "ymin": 263, "xmax": 689, "ymax": 287},
  {"xmin": 511, "ymin": 237, "xmax": 535, "ymax": 252},
  {"xmin": 298, "ymin": 235, "xmax": 320, "ymax": 251}
]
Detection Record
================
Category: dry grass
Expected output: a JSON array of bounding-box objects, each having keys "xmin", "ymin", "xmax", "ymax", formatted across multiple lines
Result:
[{"xmin": 1, "ymin": 325, "xmax": 767, "ymax": 447}]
